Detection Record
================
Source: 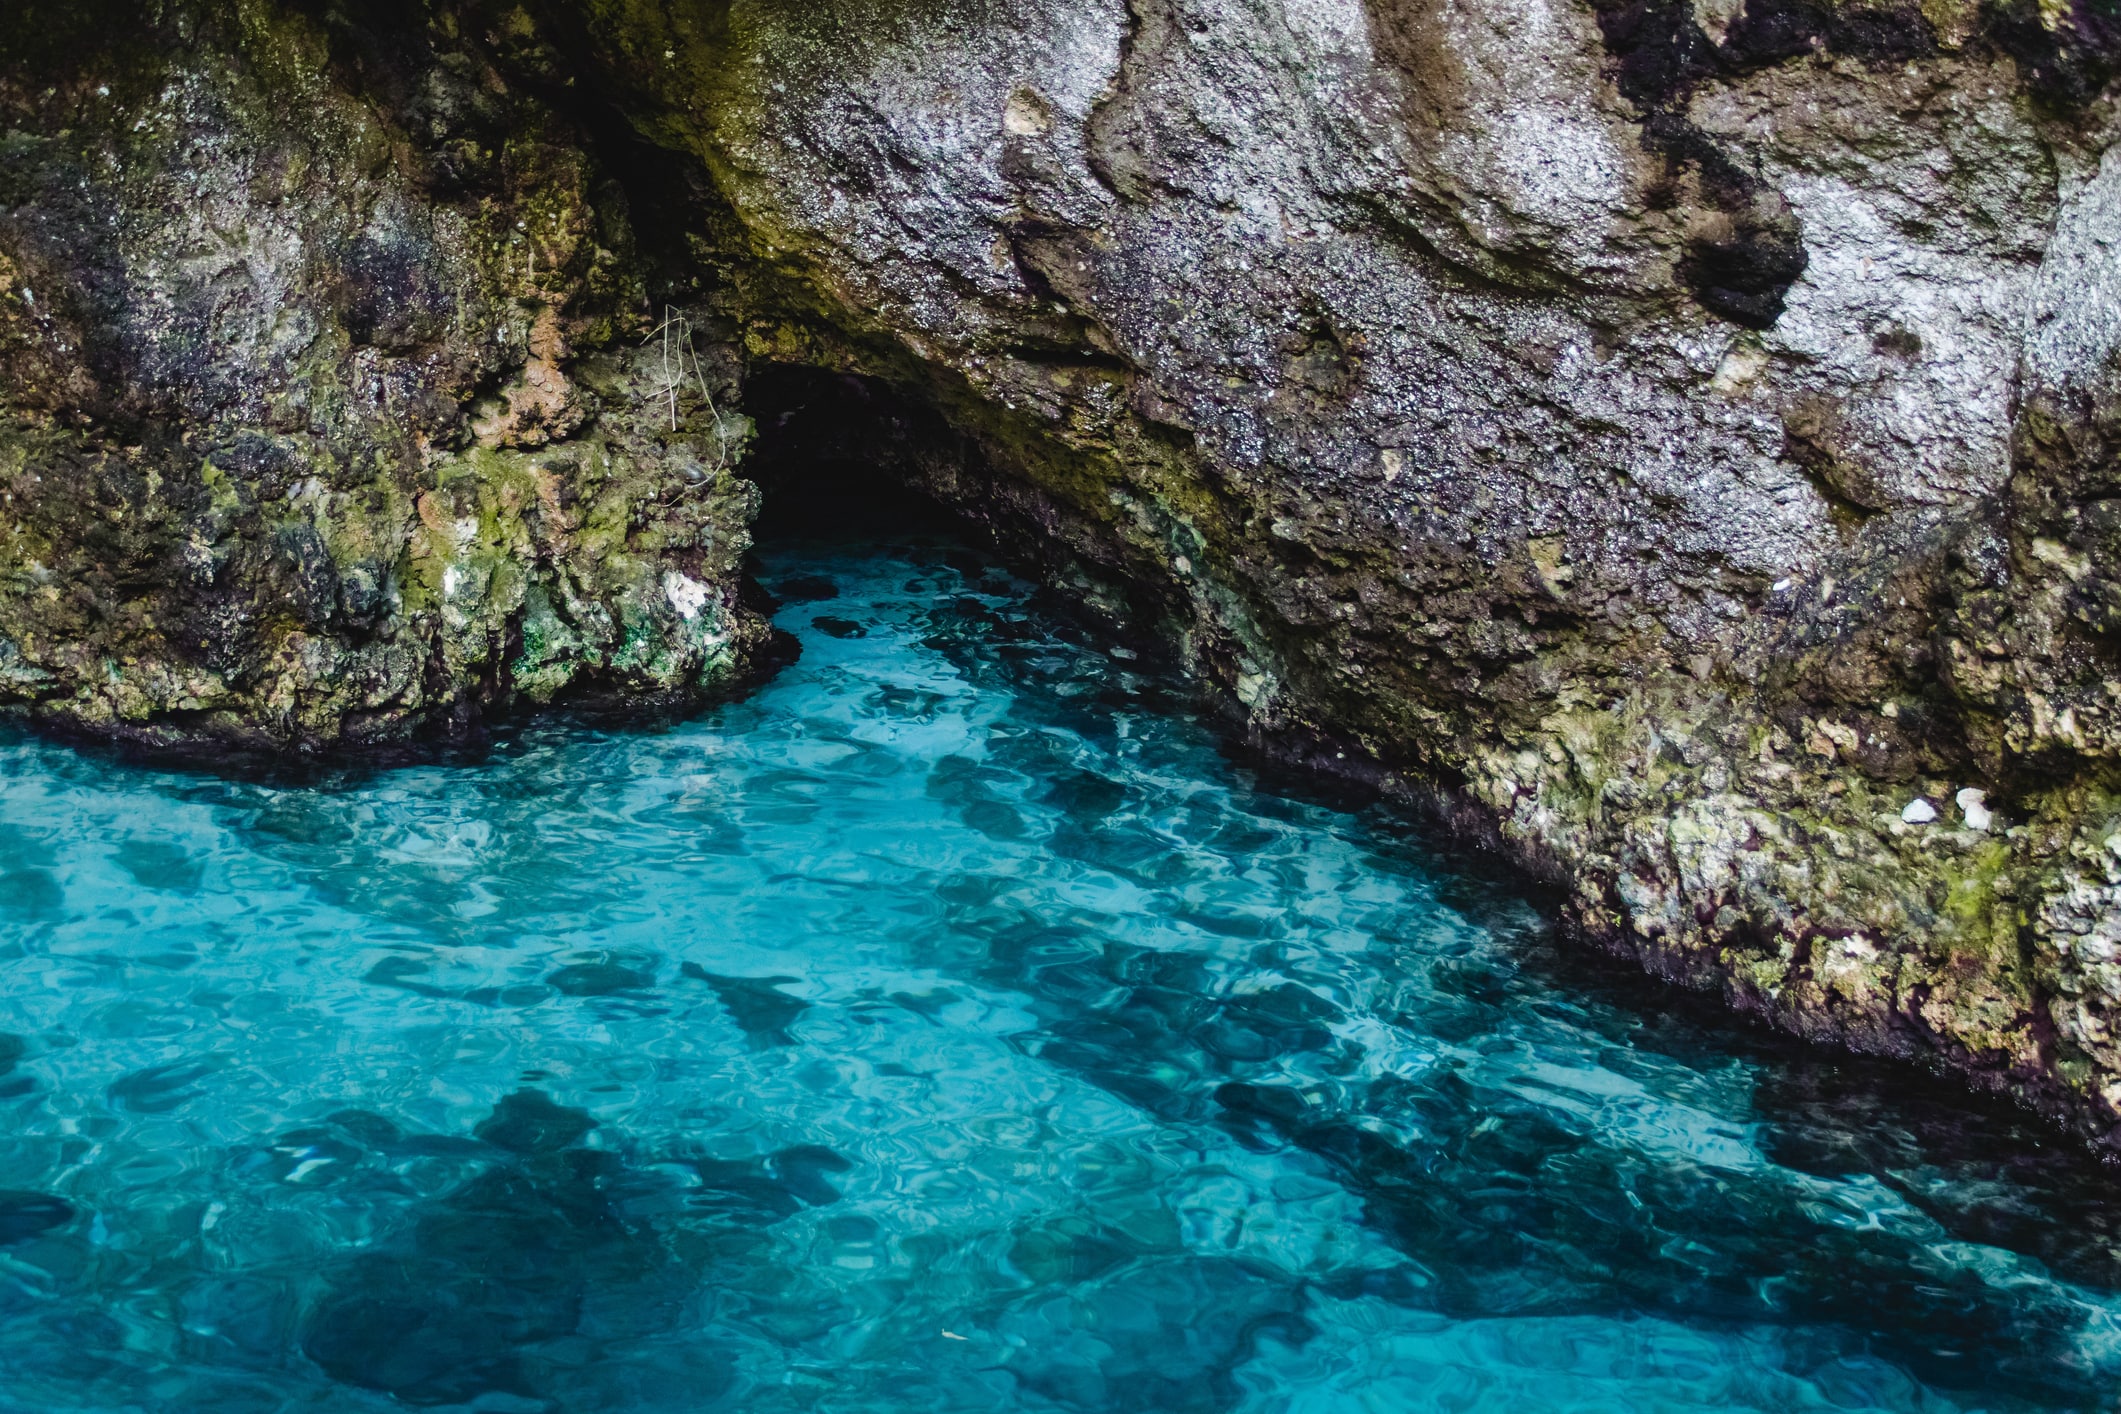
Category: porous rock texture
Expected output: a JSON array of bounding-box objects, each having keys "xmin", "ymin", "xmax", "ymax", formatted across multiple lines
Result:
[
  {"xmin": 0, "ymin": 2, "xmax": 770, "ymax": 759},
  {"xmin": 558, "ymin": 0, "xmax": 2121, "ymax": 1153},
  {"xmin": 13, "ymin": 0, "xmax": 2121, "ymax": 1152}
]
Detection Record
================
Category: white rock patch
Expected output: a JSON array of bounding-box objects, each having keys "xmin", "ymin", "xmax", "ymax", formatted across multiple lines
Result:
[
  {"xmin": 1957, "ymin": 787, "xmax": 1993, "ymax": 832},
  {"xmin": 664, "ymin": 571, "xmax": 711, "ymax": 622}
]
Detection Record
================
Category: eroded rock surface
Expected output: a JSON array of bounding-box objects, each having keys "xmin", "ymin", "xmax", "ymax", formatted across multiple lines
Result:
[
  {"xmin": 0, "ymin": 3, "xmax": 769, "ymax": 758},
  {"xmin": 551, "ymin": 0, "xmax": 2121, "ymax": 1149},
  {"xmin": 12, "ymin": 0, "xmax": 2121, "ymax": 1149}
]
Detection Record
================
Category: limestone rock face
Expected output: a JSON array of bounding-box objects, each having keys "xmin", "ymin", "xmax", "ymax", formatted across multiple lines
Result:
[
  {"xmin": 554, "ymin": 0, "xmax": 2121, "ymax": 1148},
  {"xmin": 0, "ymin": 4, "xmax": 770, "ymax": 758},
  {"xmin": 13, "ymin": 0, "xmax": 2121, "ymax": 1148}
]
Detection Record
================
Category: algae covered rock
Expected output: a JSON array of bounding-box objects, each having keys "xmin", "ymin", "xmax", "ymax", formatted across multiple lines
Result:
[
  {"xmin": 13, "ymin": 0, "xmax": 2121, "ymax": 1150},
  {"xmin": 0, "ymin": 2, "xmax": 771, "ymax": 757},
  {"xmin": 540, "ymin": 0, "xmax": 2121, "ymax": 1148}
]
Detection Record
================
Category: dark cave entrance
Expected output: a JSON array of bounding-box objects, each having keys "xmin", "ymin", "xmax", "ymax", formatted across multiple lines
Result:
[
  {"xmin": 732, "ymin": 361, "xmax": 1191, "ymax": 675},
  {"xmin": 737, "ymin": 364, "xmax": 975, "ymax": 544},
  {"xmin": 731, "ymin": 359, "xmax": 1200, "ymax": 705}
]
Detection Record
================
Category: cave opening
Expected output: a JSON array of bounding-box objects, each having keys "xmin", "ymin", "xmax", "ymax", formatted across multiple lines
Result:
[
  {"xmin": 733, "ymin": 359, "xmax": 1194, "ymax": 667},
  {"xmin": 737, "ymin": 364, "xmax": 975, "ymax": 545}
]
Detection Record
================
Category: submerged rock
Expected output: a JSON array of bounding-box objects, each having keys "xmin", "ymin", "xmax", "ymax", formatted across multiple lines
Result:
[{"xmin": 11, "ymin": 1, "xmax": 2121, "ymax": 1150}]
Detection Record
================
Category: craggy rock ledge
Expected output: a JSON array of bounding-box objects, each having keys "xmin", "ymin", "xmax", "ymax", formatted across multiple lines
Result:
[
  {"xmin": 12, "ymin": 1, "xmax": 2121, "ymax": 1153},
  {"xmin": 561, "ymin": 0, "xmax": 2121, "ymax": 1153},
  {"xmin": 0, "ymin": 4, "xmax": 772, "ymax": 760}
]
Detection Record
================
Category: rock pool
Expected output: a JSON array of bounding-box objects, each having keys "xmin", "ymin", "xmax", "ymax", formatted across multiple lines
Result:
[{"xmin": 0, "ymin": 535, "xmax": 2114, "ymax": 1412}]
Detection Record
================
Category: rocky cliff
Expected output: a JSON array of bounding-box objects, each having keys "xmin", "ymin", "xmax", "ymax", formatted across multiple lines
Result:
[
  {"xmin": 8, "ymin": 0, "xmax": 2121, "ymax": 1152},
  {"xmin": 0, "ymin": 2, "xmax": 773, "ymax": 759}
]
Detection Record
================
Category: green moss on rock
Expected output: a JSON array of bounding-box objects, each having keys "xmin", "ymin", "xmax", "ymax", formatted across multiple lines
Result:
[{"xmin": 0, "ymin": 0, "xmax": 773, "ymax": 757}]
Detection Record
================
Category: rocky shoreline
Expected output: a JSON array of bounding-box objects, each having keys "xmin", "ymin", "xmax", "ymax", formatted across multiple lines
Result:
[{"xmin": 7, "ymin": 0, "xmax": 2121, "ymax": 1153}]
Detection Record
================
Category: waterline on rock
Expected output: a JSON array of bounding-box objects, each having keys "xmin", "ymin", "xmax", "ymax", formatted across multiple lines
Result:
[{"xmin": 0, "ymin": 535, "xmax": 2112, "ymax": 1411}]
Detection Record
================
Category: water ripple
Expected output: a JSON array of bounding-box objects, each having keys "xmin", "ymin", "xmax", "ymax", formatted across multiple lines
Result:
[{"xmin": 0, "ymin": 536, "xmax": 2113, "ymax": 1411}]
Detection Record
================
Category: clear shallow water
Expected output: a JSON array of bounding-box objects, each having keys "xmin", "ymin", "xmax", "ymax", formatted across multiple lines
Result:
[{"xmin": 0, "ymin": 537, "xmax": 2117, "ymax": 1413}]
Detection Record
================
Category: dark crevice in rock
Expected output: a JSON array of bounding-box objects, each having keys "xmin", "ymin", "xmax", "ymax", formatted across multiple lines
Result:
[
  {"xmin": 1653, "ymin": 175, "xmax": 1809, "ymax": 327},
  {"xmin": 1720, "ymin": 0, "xmax": 1939, "ymax": 70},
  {"xmin": 1591, "ymin": 0, "xmax": 1728, "ymax": 107},
  {"xmin": 1591, "ymin": 0, "xmax": 1942, "ymax": 110},
  {"xmin": 1598, "ymin": 0, "xmax": 2121, "ymax": 119},
  {"xmin": 1986, "ymin": 0, "xmax": 2121, "ymax": 111},
  {"xmin": 1591, "ymin": 2, "xmax": 1817, "ymax": 327}
]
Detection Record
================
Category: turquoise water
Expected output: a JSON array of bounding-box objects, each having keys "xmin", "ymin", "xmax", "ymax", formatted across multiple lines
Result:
[{"xmin": 0, "ymin": 535, "xmax": 2116, "ymax": 1413}]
